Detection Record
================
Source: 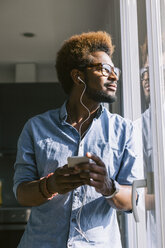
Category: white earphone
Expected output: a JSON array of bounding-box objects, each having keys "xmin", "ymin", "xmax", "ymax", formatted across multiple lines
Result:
[{"xmin": 78, "ymin": 76, "xmax": 86, "ymax": 84}]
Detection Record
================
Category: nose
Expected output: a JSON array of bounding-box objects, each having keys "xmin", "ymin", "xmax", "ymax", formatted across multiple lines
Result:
[{"xmin": 108, "ymin": 70, "xmax": 118, "ymax": 81}]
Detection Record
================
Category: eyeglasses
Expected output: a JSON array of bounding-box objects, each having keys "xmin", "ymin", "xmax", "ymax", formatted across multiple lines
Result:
[
  {"xmin": 140, "ymin": 67, "xmax": 149, "ymax": 77},
  {"xmin": 79, "ymin": 63, "xmax": 121, "ymax": 79}
]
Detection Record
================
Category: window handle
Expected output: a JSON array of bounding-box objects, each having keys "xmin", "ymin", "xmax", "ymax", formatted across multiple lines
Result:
[{"xmin": 132, "ymin": 179, "xmax": 147, "ymax": 222}]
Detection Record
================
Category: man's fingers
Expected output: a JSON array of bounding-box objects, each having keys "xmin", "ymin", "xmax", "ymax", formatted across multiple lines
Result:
[
  {"xmin": 89, "ymin": 172, "xmax": 105, "ymax": 182},
  {"xmin": 76, "ymin": 163, "xmax": 106, "ymax": 175},
  {"xmin": 86, "ymin": 152, "xmax": 105, "ymax": 167},
  {"xmin": 55, "ymin": 165, "xmax": 75, "ymax": 176},
  {"xmin": 88, "ymin": 179, "xmax": 103, "ymax": 189},
  {"xmin": 61, "ymin": 182, "xmax": 84, "ymax": 189},
  {"xmin": 58, "ymin": 181, "xmax": 88, "ymax": 194},
  {"xmin": 57, "ymin": 175, "xmax": 84, "ymax": 183}
]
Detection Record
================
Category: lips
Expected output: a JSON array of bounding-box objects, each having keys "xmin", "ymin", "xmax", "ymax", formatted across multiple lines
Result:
[{"xmin": 105, "ymin": 82, "xmax": 117, "ymax": 91}]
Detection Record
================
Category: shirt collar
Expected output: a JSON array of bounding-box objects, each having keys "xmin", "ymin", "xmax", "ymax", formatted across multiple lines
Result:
[
  {"xmin": 59, "ymin": 101, "xmax": 104, "ymax": 121},
  {"xmin": 95, "ymin": 104, "xmax": 104, "ymax": 118},
  {"xmin": 59, "ymin": 100, "xmax": 68, "ymax": 122}
]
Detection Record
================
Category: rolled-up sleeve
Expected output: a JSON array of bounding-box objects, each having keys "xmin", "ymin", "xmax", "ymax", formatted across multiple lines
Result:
[{"xmin": 13, "ymin": 120, "xmax": 38, "ymax": 198}]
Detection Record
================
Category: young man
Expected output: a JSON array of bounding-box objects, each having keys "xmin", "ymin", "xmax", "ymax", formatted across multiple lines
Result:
[{"xmin": 13, "ymin": 31, "xmax": 141, "ymax": 247}]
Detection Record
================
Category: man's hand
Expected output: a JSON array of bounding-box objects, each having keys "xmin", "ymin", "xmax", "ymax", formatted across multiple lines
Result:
[
  {"xmin": 73, "ymin": 152, "xmax": 132, "ymax": 211},
  {"xmin": 47, "ymin": 164, "xmax": 88, "ymax": 194},
  {"xmin": 74, "ymin": 152, "xmax": 115, "ymax": 196}
]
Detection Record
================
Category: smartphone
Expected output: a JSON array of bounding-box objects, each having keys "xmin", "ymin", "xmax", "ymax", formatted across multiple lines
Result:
[{"xmin": 67, "ymin": 156, "xmax": 89, "ymax": 168}]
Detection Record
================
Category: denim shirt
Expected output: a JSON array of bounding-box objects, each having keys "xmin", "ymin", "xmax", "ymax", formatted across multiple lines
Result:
[{"xmin": 13, "ymin": 102, "xmax": 141, "ymax": 248}]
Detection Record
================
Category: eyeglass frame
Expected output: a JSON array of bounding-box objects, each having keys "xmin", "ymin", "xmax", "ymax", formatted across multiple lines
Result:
[
  {"xmin": 78, "ymin": 63, "xmax": 121, "ymax": 79},
  {"xmin": 140, "ymin": 66, "xmax": 149, "ymax": 81}
]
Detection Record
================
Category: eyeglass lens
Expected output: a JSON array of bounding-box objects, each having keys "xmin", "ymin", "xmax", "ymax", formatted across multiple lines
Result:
[{"xmin": 102, "ymin": 64, "xmax": 120, "ymax": 78}]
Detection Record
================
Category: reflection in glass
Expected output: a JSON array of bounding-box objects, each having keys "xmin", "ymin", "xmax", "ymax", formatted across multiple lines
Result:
[
  {"xmin": 140, "ymin": 38, "xmax": 156, "ymax": 247},
  {"xmin": 136, "ymin": 0, "xmax": 157, "ymax": 247},
  {"xmin": 160, "ymin": 0, "xmax": 165, "ymax": 143}
]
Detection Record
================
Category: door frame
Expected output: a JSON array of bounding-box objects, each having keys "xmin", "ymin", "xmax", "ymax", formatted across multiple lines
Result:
[{"xmin": 120, "ymin": 0, "xmax": 165, "ymax": 247}]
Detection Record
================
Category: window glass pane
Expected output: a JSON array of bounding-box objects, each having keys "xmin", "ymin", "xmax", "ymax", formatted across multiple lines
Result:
[
  {"xmin": 136, "ymin": 0, "xmax": 157, "ymax": 247},
  {"xmin": 160, "ymin": 0, "xmax": 165, "ymax": 135}
]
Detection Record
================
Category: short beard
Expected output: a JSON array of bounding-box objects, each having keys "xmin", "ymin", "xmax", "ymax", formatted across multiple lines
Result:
[{"xmin": 85, "ymin": 86, "xmax": 117, "ymax": 103}]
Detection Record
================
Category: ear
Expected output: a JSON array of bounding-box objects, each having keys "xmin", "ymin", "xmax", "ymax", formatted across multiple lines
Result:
[{"xmin": 70, "ymin": 69, "xmax": 84, "ymax": 85}]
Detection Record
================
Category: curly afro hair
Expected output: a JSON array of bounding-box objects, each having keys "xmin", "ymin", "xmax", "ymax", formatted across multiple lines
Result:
[{"xmin": 55, "ymin": 31, "xmax": 115, "ymax": 95}]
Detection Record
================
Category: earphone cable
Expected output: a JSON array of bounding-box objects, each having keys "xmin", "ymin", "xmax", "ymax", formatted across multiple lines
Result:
[
  {"xmin": 79, "ymin": 82, "xmax": 91, "ymax": 140},
  {"xmin": 74, "ymin": 80, "xmax": 90, "ymax": 241}
]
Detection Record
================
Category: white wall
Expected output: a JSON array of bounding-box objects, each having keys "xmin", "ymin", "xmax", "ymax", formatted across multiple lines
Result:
[{"xmin": 0, "ymin": 63, "xmax": 58, "ymax": 83}]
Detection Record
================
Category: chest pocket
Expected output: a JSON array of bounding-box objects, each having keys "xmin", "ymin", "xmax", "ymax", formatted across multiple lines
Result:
[{"xmin": 88, "ymin": 141, "xmax": 123, "ymax": 179}]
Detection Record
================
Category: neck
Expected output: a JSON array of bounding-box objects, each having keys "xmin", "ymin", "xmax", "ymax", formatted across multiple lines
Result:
[
  {"xmin": 67, "ymin": 96, "xmax": 100, "ymax": 124},
  {"xmin": 66, "ymin": 88, "xmax": 100, "ymax": 137},
  {"xmin": 66, "ymin": 93, "xmax": 100, "ymax": 138}
]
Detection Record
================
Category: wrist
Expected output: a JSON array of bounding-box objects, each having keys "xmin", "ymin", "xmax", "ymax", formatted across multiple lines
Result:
[
  {"xmin": 103, "ymin": 179, "xmax": 120, "ymax": 199},
  {"xmin": 46, "ymin": 173, "xmax": 57, "ymax": 194},
  {"xmin": 39, "ymin": 173, "xmax": 58, "ymax": 200}
]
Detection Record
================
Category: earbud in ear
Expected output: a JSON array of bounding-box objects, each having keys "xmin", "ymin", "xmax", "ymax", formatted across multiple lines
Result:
[{"xmin": 78, "ymin": 76, "xmax": 86, "ymax": 84}]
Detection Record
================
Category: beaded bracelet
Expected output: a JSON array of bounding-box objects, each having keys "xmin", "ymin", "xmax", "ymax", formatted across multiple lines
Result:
[{"xmin": 39, "ymin": 173, "xmax": 58, "ymax": 200}]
